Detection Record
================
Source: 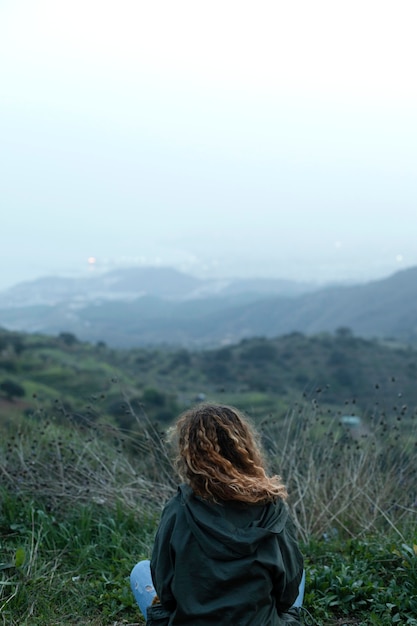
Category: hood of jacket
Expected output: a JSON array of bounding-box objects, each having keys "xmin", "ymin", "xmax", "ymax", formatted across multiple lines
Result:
[{"xmin": 178, "ymin": 483, "xmax": 289, "ymax": 561}]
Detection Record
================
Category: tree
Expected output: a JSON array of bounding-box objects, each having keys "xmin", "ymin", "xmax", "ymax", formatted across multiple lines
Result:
[
  {"xmin": 0, "ymin": 379, "xmax": 25, "ymax": 401},
  {"xmin": 58, "ymin": 332, "xmax": 79, "ymax": 346},
  {"xmin": 335, "ymin": 327, "xmax": 354, "ymax": 339}
]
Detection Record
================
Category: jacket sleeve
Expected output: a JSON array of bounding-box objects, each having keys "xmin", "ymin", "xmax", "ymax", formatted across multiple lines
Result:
[
  {"xmin": 273, "ymin": 512, "xmax": 304, "ymax": 613},
  {"xmin": 150, "ymin": 498, "xmax": 178, "ymax": 612}
]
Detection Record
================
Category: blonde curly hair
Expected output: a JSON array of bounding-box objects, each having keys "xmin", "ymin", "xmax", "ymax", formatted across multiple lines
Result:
[{"xmin": 173, "ymin": 403, "xmax": 287, "ymax": 504}]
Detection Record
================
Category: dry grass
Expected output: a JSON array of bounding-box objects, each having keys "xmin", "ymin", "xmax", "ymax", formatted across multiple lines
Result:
[
  {"xmin": 2, "ymin": 393, "xmax": 416, "ymax": 544},
  {"xmin": 0, "ymin": 407, "xmax": 176, "ymax": 519},
  {"xmin": 261, "ymin": 396, "xmax": 417, "ymax": 542},
  {"xmin": 1, "ymin": 395, "xmax": 417, "ymax": 624}
]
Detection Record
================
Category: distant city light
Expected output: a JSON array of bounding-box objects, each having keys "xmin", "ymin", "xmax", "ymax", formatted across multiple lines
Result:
[
  {"xmin": 396, "ymin": 254, "xmax": 404, "ymax": 263},
  {"xmin": 88, "ymin": 257, "xmax": 97, "ymax": 265}
]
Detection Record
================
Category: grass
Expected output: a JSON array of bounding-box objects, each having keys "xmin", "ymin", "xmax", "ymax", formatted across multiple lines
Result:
[
  {"xmin": 261, "ymin": 389, "xmax": 417, "ymax": 543},
  {"xmin": 0, "ymin": 495, "xmax": 152, "ymax": 625},
  {"xmin": 1, "ymin": 390, "xmax": 417, "ymax": 624}
]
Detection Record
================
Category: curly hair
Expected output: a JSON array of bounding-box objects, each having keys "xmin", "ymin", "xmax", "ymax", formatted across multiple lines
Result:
[{"xmin": 172, "ymin": 403, "xmax": 287, "ymax": 504}]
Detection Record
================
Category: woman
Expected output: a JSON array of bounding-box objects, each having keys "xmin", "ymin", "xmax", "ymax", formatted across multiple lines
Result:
[{"xmin": 131, "ymin": 403, "xmax": 304, "ymax": 625}]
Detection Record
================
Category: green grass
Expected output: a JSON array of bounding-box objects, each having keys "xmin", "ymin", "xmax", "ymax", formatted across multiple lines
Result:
[
  {"xmin": 0, "ymin": 494, "xmax": 153, "ymax": 625},
  {"xmin": 2, "ymin": 496, "xmax": 416, "ymax": 625},
  {"xmin": 1, "ymin": 399, "xmax": 416, "ymax": 625}
]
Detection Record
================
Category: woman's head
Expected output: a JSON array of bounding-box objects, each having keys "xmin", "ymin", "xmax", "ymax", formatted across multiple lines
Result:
[{"xmin": 173, "ymin": 403, "xmax": 287, "ymax": 504}]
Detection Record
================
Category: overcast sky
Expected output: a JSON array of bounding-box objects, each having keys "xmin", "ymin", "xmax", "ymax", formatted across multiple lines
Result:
[{"xmin": 1, "ymin": 0, "xmax": 416, "ymax": 290}]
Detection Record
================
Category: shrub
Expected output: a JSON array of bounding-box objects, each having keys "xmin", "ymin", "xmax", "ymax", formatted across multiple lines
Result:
[{"xmin": 0, "ymin": 379, "xmax": 25, "ymax": 401}]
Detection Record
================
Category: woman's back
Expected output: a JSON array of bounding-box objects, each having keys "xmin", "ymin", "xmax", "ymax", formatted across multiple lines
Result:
[
  {"xmin": 151, "ymin": 484, "xmax": 303, "ymax": 625},
  {"xmin": 131, "ymin": 404, "xmax": 304, "ymax": 625}
]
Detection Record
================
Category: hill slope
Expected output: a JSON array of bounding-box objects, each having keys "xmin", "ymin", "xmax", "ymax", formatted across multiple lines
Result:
[{"xmin": 1, "ymin": 328, "xmax": 417, "ymax": 427}]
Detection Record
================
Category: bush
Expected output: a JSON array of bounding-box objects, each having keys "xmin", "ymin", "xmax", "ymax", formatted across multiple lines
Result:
[{"xmin": 0, "ymin": 379, "xmax": 25, "ymax": 401}]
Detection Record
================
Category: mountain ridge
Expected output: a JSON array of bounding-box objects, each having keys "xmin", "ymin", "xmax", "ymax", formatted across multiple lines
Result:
[
  {"xmin": 0, "ymin": 265, "xmax": 416, "ymax": 347},
  {"xmin": 0, "ymin": 266, "xmax": 316, "ymax": 308}
]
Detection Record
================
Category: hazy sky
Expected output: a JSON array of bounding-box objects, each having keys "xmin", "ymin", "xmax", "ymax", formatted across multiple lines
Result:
[{"xmin": 1, "ymin": 0, "xmax": 416, "ymax": 290}]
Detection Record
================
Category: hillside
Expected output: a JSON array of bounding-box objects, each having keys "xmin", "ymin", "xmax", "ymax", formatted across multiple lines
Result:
[
  {"xmin": 2, "ymin": 328, "xmax": 417, "ymax": 625},
  {"xmin": 1, "ymin": 328, "xmax": 417, "ymax": 430},
  {"xmin": 0, "ymin": 266, "xmax": 416, "ymax": 347}
]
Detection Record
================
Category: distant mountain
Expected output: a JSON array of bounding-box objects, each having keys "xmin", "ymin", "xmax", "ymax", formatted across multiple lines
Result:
[
  {"xmin": 200, "ymin": 266, "xmax": 417, "ymax": 344},
  {"xmin": 0, "ymin": 267, "xmax": 202, "ymax": 307},
  {"xmin": 0, "ymin": 266, "xmax": 316, "ymax": 309},
  {"xmin": 0, "ymin": 266, "xmax": 416, "ymax": 347}
]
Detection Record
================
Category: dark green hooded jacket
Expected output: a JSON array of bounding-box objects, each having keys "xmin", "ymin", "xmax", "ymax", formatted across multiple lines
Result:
[{"xmin": 150, "ymin": 484, "xmax": 304, "ymax": 625}]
